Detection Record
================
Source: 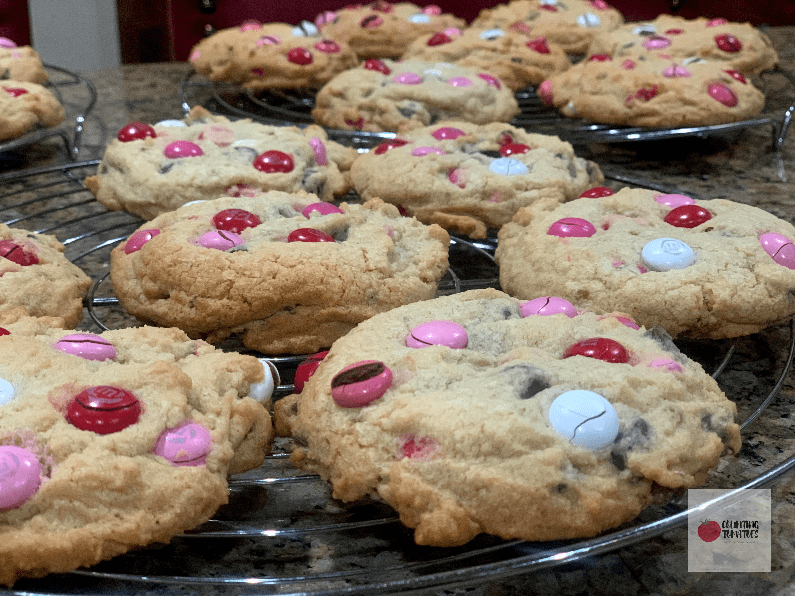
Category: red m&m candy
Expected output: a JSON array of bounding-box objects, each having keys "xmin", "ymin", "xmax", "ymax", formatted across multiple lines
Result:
[
  {"xmin": 253, "ymin": 150, "xmax": 294, "ymax": 173},
  {"xmin": 663, "ymin": 204, "xmax": 712, "ymax": 228},
  {"xmin": 563, "ymin": 338, "xmax": 629, "ymax": 363},
  {"xmin": 0, "ymin": 240, "xmax": 38, "ymax": 266},
  {"xmin": 364, "ymin": 59, "xmax": 391, "ymax": 75},
  {"xmin": 374, "ymin": 139, "xmax": 409, "ymax": 154},
  {"xmin": 294, "ymin": 350, "xmax": 329, "ymax": 393},
  {"xmin": 579, "ymin": 186, "xmax": 615, "ymax": 198},
  {"xmin": 67, "ymin": 386, "xmax": 141, "ymax": 434},
  {"xmin": 287, "ymin": 228, "xmax": 335, "ymax": 243},
  {"xmin": 117, "ymin": 121, "xmax": 156, "ymax": 142},
  {"xmin": 212, "ymin": 209, "xmax": 262, "ymax": 233}
]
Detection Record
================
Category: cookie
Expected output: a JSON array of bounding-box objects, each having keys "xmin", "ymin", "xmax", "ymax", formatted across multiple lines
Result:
[
  {"xmin": 0, "ymin": 324, "xmax": 275, "ymax": 585},
  {"xmin": 274, "ymin": 288, "xmax": 740, "ymax": 546},
  {"xmin": 109, "ymin": 192, "xmax": 450, "ymax": 355},
  {"xmin": 0, "ymin": 40, "xmax": 47, "ymax": 83},
  {"xmin": 84, "ymin": 106, "xmax": 357, "ymax": 220},
  {"xmin": 496, "ymin": 187, "xmax": 795, "ymax": 339},
  {"xmin": 314, "ymin": 1, "xmax": 466, "ymax": 60},
  {"xmin": 349, "ymin": 121, "xmax": 603, "ymax": 238},
  {"xmin": 401, "ymin": 25, "xmax": 572, "ymax": 90},
  {"xmin": 538, "ymin": 51, "xmax": 766, "ymax": 127},
  {"xmin": 471, "ymin": 0, "xmax": 624, "ymax": 56},
  {"xmin": 188, "ymin": 20, "xmax": 359, "ymax": 90},
  {"xmin": 0, "ymin": 224, "xmax": 90, "ymax": 329},
  {"xmin": 312, "ymin": 59, "xmax": 520, "ymax": 133},
  {"xmin": 0, "ymin": 79, "xmax": 65, "ymax": 141},
  {"xmin": 586, "ymin": 15, "xmax": 778, "ymax": 76}
]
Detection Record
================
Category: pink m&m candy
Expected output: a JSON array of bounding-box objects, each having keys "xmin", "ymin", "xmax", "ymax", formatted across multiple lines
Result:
[
  {"xmin": 663, "ymin": 64, "xmax": 690, "ymax": 78},
  {"xmin": 331, "ymin": 360, "xmax": 392, "ymax": 407},
  {"xmin": 361, "ymin": 14, "xmax": 384, "ymax": 28},
  {"xmin": 153, "ymin": 421, "xmax": 212, "ymax": 466},
  {"xmin": 196, "ymin": 230, "xmax": 244, "ymax": 250},
  {"xmin": 563, "ymin": 338, "xmax": 629, "ymax": 363},
  {"xmin": 394, "ymin": 72, "xmax": 423, "ymax": 85},
  {"xmin": 614, "ymin": 315, "xmax": 640, "ymax": 330},
  {"xmin": 760, "ymin": 233, "xmax": 795, "ymax": 269},
  {"xmin": 253, "ymin": 150, "xmax": 294, "ymax": 173},
  {"xmin": 239, "ymin": 20, "xmax": 261, "ymax": 32},
  {"xmin": 0, "ymin": 37, "xmax": 17, "ymax": 48},
  {"xmin": 315, "ymin": 39, "xmax": 341, "ymax": 53},
  {"xmin": 431, "ymin": 127, "xmax": 465, "ymax": 140},
  {"xmin": 654, "ymin": 193, "xmax": 694, "ymax": 208},
  {"xmin": 212, "ymin": 209, "xmax": 261, "ymax": 233},
  {"xmin": 406, "ymin": 320, "xmax": 468, "ymax": 349},
  {"xmin": 302, "ymin": 202, "xmax": 344, "ymax": 217},
  {"xmin": 520, "ymin": 296, "xmax": 576, "ymax": 318},
  {"xmin": 649, "ymin": 358, "xmax": 684, "ymax": 372},
  {"xmin": 124, "ymin": 229, "xmax": 160, "ymax": 254},
  {"xmin": 287, "ymin": 228, "xmax": 335, "ymax": 242},
  {"xmin": 579, "ymin": 186, "xmax": 614, "ymax": 198},
  {"xmin": 198, "ymin": 125, "xmax": 235, "ymax": 147},
  {"xmin": 117, "ymin": 121, "xmax": 156, "ymax": 142},
  {"xmin": 67, "ymin": 386, "xmax": 141, "ymax": 434},
  {"xmin": 447, "ymin": 77, "xmax": 472, "ymax": 87},
  {"xmin": 538, "ymin": 79, "xmax": 553, "ymax": 105},
  {"xmin": 164, "ymin": 140, "xmax": 203, "ymax": 159},
  {"xmin": 663, "ymin": 204, "xmax": 712, "ymax": 228},
  {"xmin": 294, "ymin": 350, "xmax": 329, "ymax": 393},
  {"xmin": 708, "ymin": 83, "xmax": 738, "ymax": 107},
  {"xmin": 0, "ymin": 240, "xmax": 38, "ymax": 266},
  {"xmin": 309, "ymin": 136, "xmax": 328, "ymax": 165},
  {"xmin": 643, "ymin": 35, "xmax": 671, "ymax": 49},
  {"xmin": 411, "ymin": 146, "xmax": 445, "ymax": 156},
  {"xmin": 0, "ymin": 446, "xmax": 41, "ymax": 510},
  {"xmin": 54, "ymin": 333, "xmax": 116, "ymax": 361},
  {"xmin": 547, "ymin": 217, "xmax": 596, "ymax": 238}
]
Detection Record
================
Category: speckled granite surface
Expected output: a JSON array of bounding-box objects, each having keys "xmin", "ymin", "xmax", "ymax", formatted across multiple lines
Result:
[{"xmin": 2, "ymin": 26, "xmax": 795, "ymax": 596}]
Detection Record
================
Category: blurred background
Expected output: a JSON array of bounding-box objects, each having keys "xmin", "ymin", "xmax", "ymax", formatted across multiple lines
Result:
[{"xmin": 3, "ymin": 0, "xmax": 795, "ymax": 71}]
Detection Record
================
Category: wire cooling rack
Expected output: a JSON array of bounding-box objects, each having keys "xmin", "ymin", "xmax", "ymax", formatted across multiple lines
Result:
[
  {"xmin": 179, "ymin": 66, "xmax": 795, "ymax": 153},
  {"xmin": 2, "ymin": 161, "xmax": 795, "ymax": 595},
  {"xmin": 0, "ymin": 64, "xmax": 97, "ymax": 161}
]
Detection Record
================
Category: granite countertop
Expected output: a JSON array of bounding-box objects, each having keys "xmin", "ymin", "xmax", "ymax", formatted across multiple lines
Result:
[{"xmin": 2, "ymin": 26, "xmax": 795, "ymax": 596}]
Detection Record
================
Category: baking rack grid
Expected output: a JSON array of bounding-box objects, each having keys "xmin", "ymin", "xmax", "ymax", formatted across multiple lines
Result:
[
  {"xmin": 179, "ymin": 65, "xmax": 795, "ymax": 153},
  {"xmin": 1, "ymin": 160, "xmax": 795, "ymax": 595}
]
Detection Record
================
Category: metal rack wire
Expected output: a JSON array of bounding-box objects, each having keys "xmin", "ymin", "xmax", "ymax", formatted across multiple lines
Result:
[
  {"xmin": 1, "ymin": 161, "xmax": 795, "ymax": 595},
  {"xmin": 0, "ymin": 64, "xmax": 97, "ymax": 161},
  {"xmin": 179, "ymin": 66, "xmax": 795, "ymax": 153}
]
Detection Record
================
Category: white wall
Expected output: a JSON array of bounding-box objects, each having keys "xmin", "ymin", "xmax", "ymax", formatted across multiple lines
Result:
[{"xmin": 28, "ymin": 0, "xmax": 121, "ymax": 71}]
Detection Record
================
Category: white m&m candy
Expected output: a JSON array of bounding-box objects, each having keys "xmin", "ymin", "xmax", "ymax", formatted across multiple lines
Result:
[
  {"xmin": 641, "ymin": 238, "xmax": 695, "ymax": 271},
  {"xmin": 250, "ymin": 358, "xmax": 280, "ymax": 402},
  {"xmin": 548, "ymin": 390, "xmax": 619, "ymax": 450}
]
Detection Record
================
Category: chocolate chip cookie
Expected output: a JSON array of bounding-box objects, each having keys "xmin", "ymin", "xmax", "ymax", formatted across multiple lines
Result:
[
  {"xmin": 109, "ymin": 192, "xmax": 450, "ymax": 354},
  {"xmin": 84, "ymin": 106, "xmax": 357, "ymax": 220},
  {"xmin": 496, "ymin": 187, "xmax": 795, "ymax": 338},
  {"xmin": 275, "ymin": 288, "xmax": 740, "ymax": 546},
  {"xmin": 0, "ymin": 324, "xmax": 274, "ymax": 585},
  {"xmin": 349, "ymin": 120, "xmax": 603, "ymax": 238}
]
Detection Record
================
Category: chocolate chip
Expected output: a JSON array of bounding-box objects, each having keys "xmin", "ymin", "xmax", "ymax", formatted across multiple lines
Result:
[
  {"xmin": 502, "ymin": 308, "xmax": 513, "ymax": 319},
  {"xmin": 611, "ymin": 451, "xmax": 627, "ymax": 470},
  {"xmin": 159, "ymin": 162, "xmax": 176, "ymax": 174},
  {"xmin": 552, "ymin": 483, "xmax": 568, "ymax": 494},
  {"xmin": 232, "ymin": 147, "xmax": 258, "ymax": 162},
  {"xmin": 480, "ymin": 150, "xmax": 501, "ymax": 158},
  {"xmin": 331, "ymin": 226, "xmax": 349, "ymax": 242},
  {"xmin": 502, "ymin": 363, "xmax": 549, "ymax": 399},
  {"xmin": 567, "ymin": 161, "xmax": 577, "ymax": 178},
  {"xmin": 331, "ymin": 362, "xmax": 386, "ymax": 388}
]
